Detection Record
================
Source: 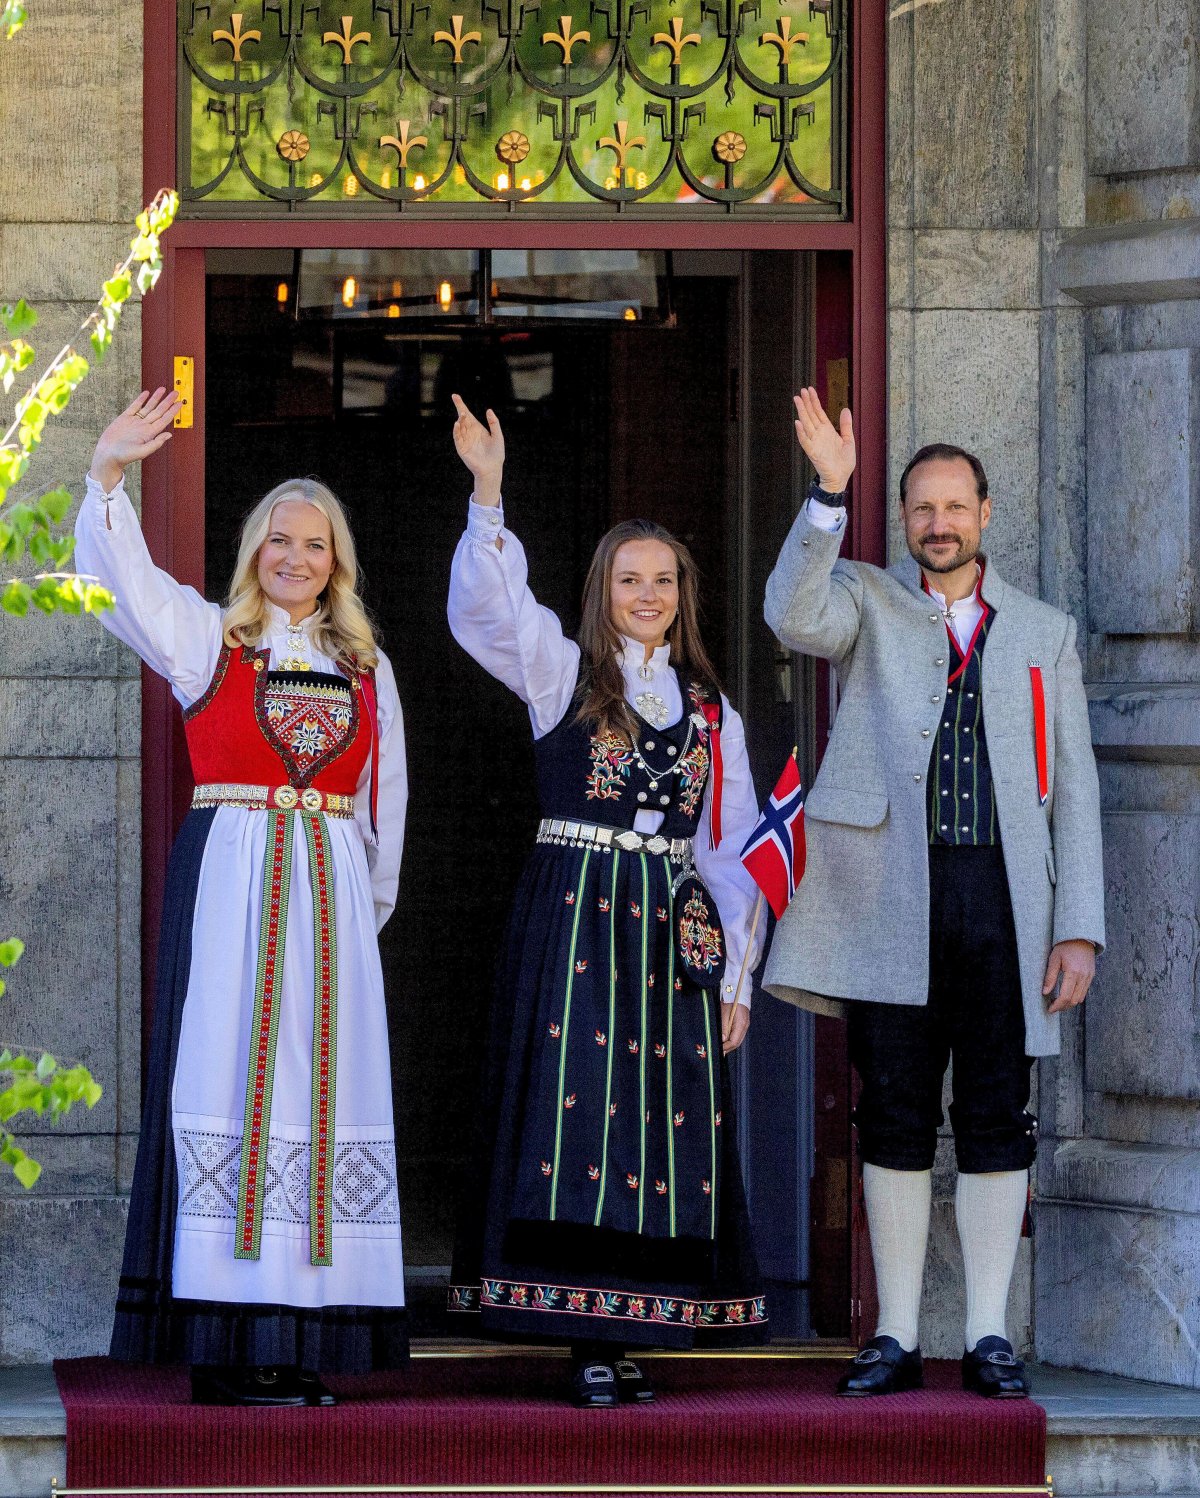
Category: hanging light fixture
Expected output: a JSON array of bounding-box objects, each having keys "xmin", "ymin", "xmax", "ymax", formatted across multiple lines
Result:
[
  {"xmin": 276, "ymin": 281, "xmax": 290, "ymax": 307},
  {"xmin": 342, "ymin": 276, "xmax": 358, "ymax": 309},
  {"xmin": 438, "ymin": 279, "xmax": 454, "ymax": 310}
]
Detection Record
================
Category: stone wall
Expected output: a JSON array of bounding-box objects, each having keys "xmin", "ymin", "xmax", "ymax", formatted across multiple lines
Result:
[{"xmin": 0, "ymin": 1, "xmax": 142, "ymax": 1361}]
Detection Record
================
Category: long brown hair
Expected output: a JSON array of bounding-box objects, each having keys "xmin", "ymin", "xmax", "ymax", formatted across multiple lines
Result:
[{"xmin": 574, "ymin": 519, "xmax": 721, "ymax": 743}]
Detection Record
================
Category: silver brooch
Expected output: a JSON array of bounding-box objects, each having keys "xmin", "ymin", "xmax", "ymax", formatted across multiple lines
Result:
[{"xmin": 635, "ymin": 691, "xmax": 670, "ymax": 729}]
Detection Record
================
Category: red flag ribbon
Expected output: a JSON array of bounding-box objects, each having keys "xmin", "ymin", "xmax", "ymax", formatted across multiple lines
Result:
[
  {"xmin": 358, "ymin": 668, "xmax": 380, "ymax": 838},
  {"xmin": 1029, "ymin": 662, "xmax": 1049, "ymax": 807},
  {"xmin": 700, "ymin": 701, "xmax": 723, "ymax": 850}
]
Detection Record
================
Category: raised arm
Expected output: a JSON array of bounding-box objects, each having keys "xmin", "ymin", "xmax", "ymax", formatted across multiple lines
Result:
[
  {"xmin": 75, "ymin": 390, "xmax": 223, "ymax": 707},
  {"xmin": 446, "ymin": 395, "xmax": 580, "ymax": 737},
  {"xmin": 764, "ymin": 388, "xmax": 865, "ymax": 665}
]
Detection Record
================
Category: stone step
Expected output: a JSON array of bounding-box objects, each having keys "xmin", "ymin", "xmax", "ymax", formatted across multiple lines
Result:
[{"xmin": 3, "ymin": 1362, "xmax": 1199, "ymax": 1498}]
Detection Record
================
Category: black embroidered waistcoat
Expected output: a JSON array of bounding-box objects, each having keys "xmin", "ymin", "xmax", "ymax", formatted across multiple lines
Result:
[
  {"xmin": 533, "ymin": 676, "xmax": 720, "ymax": 840},
  {"xmin": 927, "ymin": 607, "xmax": 998, "ymax": 848}
]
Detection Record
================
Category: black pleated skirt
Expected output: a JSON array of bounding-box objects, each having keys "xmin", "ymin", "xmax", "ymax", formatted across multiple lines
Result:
[
  {"xmin": 450, "ymin": 840, "xmax": 768, "ymax": 1348},
  {"xmin": 110, "ymin": 808, "xmax": 408, "ymax": 1373}
]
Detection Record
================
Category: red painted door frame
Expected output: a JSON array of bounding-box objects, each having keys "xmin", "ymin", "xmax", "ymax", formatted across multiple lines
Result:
[{"xmin": 142, "ymin": 0, "xmax": 886, "ymax": 1338}]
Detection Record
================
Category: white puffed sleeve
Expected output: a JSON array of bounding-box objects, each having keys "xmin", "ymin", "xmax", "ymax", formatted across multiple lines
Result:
[
  {"xmin": 74, "ymin": 473, "xmax": 223, "ymax": 708},
  {"xmin": 693, "ymin": 698, "xmax": 766, "ymax": 1009},
  {"xmin": 357, "ymin": 650, "xmax": 407, "ymax": 931},
  {"xmin": 447, "ymin": 498, "xmax": 580, "ymax": 739}
]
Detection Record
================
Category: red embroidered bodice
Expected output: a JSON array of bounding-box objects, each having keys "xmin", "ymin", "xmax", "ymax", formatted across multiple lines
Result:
[{"xmin": 183, "ymin": 645, "xmax": 375, "ymax": 796}]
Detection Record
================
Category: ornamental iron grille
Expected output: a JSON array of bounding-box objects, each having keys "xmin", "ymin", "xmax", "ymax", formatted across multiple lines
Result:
[{"xmin": 179, "ymin": 1, "xmax": 845, "ymax": 215}]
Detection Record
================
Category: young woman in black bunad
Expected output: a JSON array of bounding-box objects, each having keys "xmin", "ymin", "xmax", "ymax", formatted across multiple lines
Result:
[
  {"xmin": 77, "ymin": 389, "xmax": 408, "ymax": 1406},
  {"xmin": 445, "ymin": 396, "xmax": 769, "ymax": 1406}
]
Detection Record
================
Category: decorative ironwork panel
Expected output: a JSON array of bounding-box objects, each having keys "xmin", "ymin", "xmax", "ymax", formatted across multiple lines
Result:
[{"xmin": 179, "ymin": 1, "xmax": 845, "ymax": 215}]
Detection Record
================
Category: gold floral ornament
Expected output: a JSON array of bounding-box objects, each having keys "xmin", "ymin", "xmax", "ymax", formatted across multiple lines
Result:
[
  {"xmin": 760, "ymin": 15, "xmax": 808, "ymax": 65},
  {"xmin": 542, "ymin": 15, "xmax": 590, "ymax": 63},
  {"xmin": 433, "ymin": 14, "xmax": 482, "ymax": 63},
  {"xmin": 324, "ymin": 15, "xmax": 372, "ymax": 63},
  {"xmin": 277, "ymin": 130, "xmax": 311, "ymax": 164},
  {"xmin": 598, "ymin": 120, "xmax": 647, "ymax": 179},
  {"xmin": 713, "ymin": 130, "xmax": 747, "ymax": 164},
  {"xmin": 212, "ymin": 12, "xmax": 261, "ymax": 63},
  {"xmin": 497, "ymin": 130, "xmax": 531, "ymax": 166},
  {"xmin": 380, "ymin": 120, "xmax": 429, "ymax": 170},
  {"xmin": 652, "ymin": 16, "xmax": 701, "ymax": 65}
]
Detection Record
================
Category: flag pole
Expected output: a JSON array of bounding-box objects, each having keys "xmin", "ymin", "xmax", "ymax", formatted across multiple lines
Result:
[{"xmin": 728, "ymin": 890, "xmax": 765, "ymax": 1009}]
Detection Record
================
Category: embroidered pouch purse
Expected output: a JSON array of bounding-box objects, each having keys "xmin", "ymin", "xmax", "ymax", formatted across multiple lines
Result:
[{"xmin": 673, "ymin": 873, "xmax": 727, "ymax": 990}]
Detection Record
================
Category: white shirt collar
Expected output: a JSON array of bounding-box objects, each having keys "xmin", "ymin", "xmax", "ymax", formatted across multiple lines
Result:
[
  {"xmin": 926, "ymin": 563, "xmax": 982, "ymax": 614},
  {"xmin": 267, "ymin": 603, "xmax": 318, "ymax": 633},
  {"xmin": 617, "ymin": 637, "xmax": 671, "ymax": 675}
]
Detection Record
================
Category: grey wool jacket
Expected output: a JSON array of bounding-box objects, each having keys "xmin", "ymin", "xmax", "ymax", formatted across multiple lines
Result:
[{"xmin": 761, "ymin": 504, "xmax": 1105, "ymax": 1057}]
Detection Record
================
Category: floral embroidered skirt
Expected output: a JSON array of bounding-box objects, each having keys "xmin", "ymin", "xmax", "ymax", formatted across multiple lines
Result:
[{"xmin": 449, "ymin": 839, "xmax": 768, "ymax": 1347}]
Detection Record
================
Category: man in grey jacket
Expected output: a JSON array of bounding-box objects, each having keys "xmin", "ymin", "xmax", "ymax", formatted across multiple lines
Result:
[{"xmin": 764, "ymin": 390, "xmax": 1105, "ymax": 1398}]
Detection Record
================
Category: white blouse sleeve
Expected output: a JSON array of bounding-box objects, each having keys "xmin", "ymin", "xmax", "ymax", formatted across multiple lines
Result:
[
  {"xmin": 357, "ymin": 650, "xmax": 407, "ymax": 932},
  {"xmin": 73, "ymin": 474, "xmax": 224, "ymax": 708},
  {"xmin": 447, "ymin": 498, "xmax": 580, "ymax": 739},
  {"xmin": 693, "ymin": 697, "xmax": 766, "ymax": 1010}
]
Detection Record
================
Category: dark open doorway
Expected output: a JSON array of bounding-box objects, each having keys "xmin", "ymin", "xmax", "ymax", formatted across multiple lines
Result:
[{"xmin": 202, "ymin": 248, "xmax": 839, "ymax": 1339}]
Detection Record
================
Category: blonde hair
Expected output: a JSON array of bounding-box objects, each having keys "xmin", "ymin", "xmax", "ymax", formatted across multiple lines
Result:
[{"xmin": 222, "ymin": 478, "xmax": 379, "ymax": 670}]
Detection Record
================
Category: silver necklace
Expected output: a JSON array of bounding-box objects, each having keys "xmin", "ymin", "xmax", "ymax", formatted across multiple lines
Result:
[{"xmin": 631, "ymin": 717, "xmax": 695, "ymax": 791}]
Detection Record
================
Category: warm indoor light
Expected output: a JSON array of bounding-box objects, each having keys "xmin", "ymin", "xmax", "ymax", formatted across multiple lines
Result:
[
  {"xmin": 495, "ymin": 170, "xmax": 510, "ymax": 192},
  {"xmin": 276, "ymin": 281, "xmax": 289, "ymax": 306},
  {"xmin": 342, "ymin": 276, "xmax": 358, "ymax": 309},
  {"xmin": 438, "ymin": 280, "xmax": 454, "ymax": 309},
  {"xmin": 309, "ymin": 170, "xmax": 322, "ymax": 188},
  {"xmin": 380, "ymin": 167, "xmax": 392, "ymax": 189},
  {"xmin": 412, "ymin": 173, "xmax": 426, "ymax": 191},
  {"xmin": 520, "ymin": 176, "xmax": 531, "ymax": 191},
  {"xmin": 391, "ymin": 279, "xmax": 403, "ymax": 298},
  {"xmin": 387, "ymin": 303, "xmax": 401, "ymax": 318},
  {"xmin": 623, "ymin": 306, "xmax": 638, "ymax": 321},
  {"xmin": 343, "ymin": 173, "xmax": 360, "ymax": 197}
]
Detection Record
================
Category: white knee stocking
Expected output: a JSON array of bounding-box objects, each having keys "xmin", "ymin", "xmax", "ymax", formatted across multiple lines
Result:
[
  {"xmin": 955, "ymin": 1169, "xmax": 1028, "ymax": 1352},
  {"xmin": 863, "ymin": 1163, "xmax": 932, "ymax": 1353}
]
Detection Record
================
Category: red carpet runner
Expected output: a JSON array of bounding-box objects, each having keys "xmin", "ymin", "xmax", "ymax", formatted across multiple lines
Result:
[{"xmin": 55, "ymin": 1354, "xmax": 1047, "ymax": 1497}]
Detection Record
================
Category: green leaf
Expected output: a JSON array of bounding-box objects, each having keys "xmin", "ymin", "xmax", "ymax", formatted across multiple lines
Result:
[
  {"xmin": 13, "ymin": 1154, "xmax": 41, "ymax": 1190},
  {"xmin": 83, "ymin": 1079, "xmax": 103, "ymax": 1108},
  {"xmin": 83, "ymin": 581, "xmax": 114, "ymax": 615},
  {"xmin": 39, "ymin": 486, "xmax": 71, "ymax": 524},
  {"xmin": 1, "ymin": 1, "xmax": 29, "ymax": 41},
  {"xmin": 0, "ymin": 1049, "xmax": 12, "ymax": 1067},
  {"xmin": 0, "ymin": 446, "xmax": 29, "ymax": 490},
  {"xmin": 1, "ymin": 579, "xmax": 31, "ymax": 617},
  {"xmin": 8, "ymin": 502, "xmax": 37, "ymax": 538},
  {"xmin": 0, "ymin": 298, "xmax": 36, "ymax": 336},
  {"xmin": 32, "ymin": 576, "xmax": 61, "ymax": 614},
  {"xmin": 0, "ymin": 938, "xmax": 25, "ymax": 967},
  {"xmin": 102, "ymin": 274, "xmax": 132, "ymax": 307},
  {"xmin": 0, "ymin": 979, "xmax": 6, "ymax": 1000},
  {"xmin": 28, "ymin": 528, "xmax": 50, "ymax": 564},
  {"xmin": 35, "ymin": 1053, "xmax": 55, "ymax": 1081}
]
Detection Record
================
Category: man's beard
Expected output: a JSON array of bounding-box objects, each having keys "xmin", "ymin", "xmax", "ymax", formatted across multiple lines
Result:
[{"xmin": 909, "ymin": 533, "xmax": 980, "ymax": 573}]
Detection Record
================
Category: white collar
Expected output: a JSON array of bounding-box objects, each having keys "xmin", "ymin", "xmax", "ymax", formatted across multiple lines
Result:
[
  {"xmin": 926, "ymin": 564, "xmax": 982, "ymax": 613},
  {"xmin": 267, "ymin": 603, "xmax": 319, "ymax": 633},
  {"xmin": 617, "ymin": 637, "xmax": 671, "ymax": 676}
]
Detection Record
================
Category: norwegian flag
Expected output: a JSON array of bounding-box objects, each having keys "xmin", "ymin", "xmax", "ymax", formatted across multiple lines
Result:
[{"xmin": 740, "ymin": 752, "xmax": 806, "ymax": 920}]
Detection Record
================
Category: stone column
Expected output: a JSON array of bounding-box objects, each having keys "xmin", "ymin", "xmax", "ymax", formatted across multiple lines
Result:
[{"xmin": 0, "ymin": 0, "xmax": 144, "ymax": 1362}]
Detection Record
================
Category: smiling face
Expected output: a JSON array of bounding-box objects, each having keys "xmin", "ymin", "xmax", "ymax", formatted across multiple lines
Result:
[
  {"xmin": 608, "ymin": 538, "xmax": 680, "ymax": 654},
  {"xmin": 901, "ymin": 455, "xmax": 991, "ymax": 576},
  {"xmin": 255, "ymin": 499, "xmax": 336, "ymax": 622}
]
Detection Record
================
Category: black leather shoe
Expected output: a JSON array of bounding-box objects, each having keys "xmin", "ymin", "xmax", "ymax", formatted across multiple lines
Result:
[
  {"xmin": 295, "ymin": 1368, "xmax": 337, "ymax": 1407},
  {"xmin": 613, "ymin": 1358, "xmax": 655, "ymax": 1404},
  {"xmin": 836, "ymin": 1336, "xmax": 924, "ymax": 1396},
  {"xmin": 569, "ymin": 1360, "xmax": 618, "ymax": 1408},
  {"xmin": 190, "ymin": 1365, "xmax": 309, "ymax": 1407},
  {"xmin": 962, "ymin": 1336, "xmax": 1029, "ymax": 1398}
]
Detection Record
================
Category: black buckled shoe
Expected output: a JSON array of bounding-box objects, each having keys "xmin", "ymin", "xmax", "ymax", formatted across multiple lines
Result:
[
  {"xmin": 569, "ymin": 1360, "xmax": 618, "ymax": 1408},
  {"xmin": 613, "ymin": 1358, "xmax": 655, "ymax": 1404},
  {"xmin": 190, "ymin": 1365, "xmax": 309, "ymax": 1407},
  {"xmin": 836, "ymin": 1336, "xmax": 924, "ymax": 1397},
  {"xmin": 962, "ymin": 1336, "xmax": 1029, "ymax": 1398}
]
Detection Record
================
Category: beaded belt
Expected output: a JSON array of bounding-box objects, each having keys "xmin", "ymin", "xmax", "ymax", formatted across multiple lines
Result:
[
  {"xmin": 192, "ymin": 783, "xmax": 355, "ymax": 818},
  {"xmin": 537, "ymin": 817, "xmax": 690, "ymax": 862}
]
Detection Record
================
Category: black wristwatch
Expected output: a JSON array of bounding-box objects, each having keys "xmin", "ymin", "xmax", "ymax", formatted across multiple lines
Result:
[{"xmin": 807, "ymin": 478, "xmax": 847, "ymax": 509}]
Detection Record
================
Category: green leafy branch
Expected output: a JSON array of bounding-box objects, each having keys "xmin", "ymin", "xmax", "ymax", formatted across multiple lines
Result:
[
  {"xmin": 0, "ymin": 939, "xmax": 103, "ymax": 1189},
  {"xmin": 0, "ymin": 188, "xmax": 179, "ymax": 619},
  {"xmin": 1, "ymin": 2, "xmax": 27, "ymax": 41}
]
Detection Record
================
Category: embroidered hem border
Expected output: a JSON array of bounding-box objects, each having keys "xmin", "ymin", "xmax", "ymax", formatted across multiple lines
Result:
[
  {"xmin": 447, "ymin": 1281, "xmax": 767, "ymax": 1329},
  {"xmin": 235, "ymin": 808, "xmax": 340, "ymax": 1267}
]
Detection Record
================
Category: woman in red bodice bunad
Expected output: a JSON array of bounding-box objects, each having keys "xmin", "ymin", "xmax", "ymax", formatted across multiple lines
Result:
[{"xmin": 77, "ymin": 389, "xmax": 408, "ymax": 1406}]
